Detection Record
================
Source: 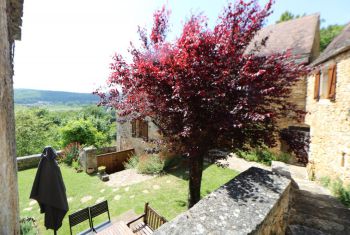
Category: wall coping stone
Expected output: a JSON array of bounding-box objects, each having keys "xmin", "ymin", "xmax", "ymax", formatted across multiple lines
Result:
[{"xmin": 154, "ymin": 167, "xmax": 291, "ymax": 235}]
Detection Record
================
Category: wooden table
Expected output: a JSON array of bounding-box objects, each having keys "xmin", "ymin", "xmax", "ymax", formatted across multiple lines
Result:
[{"xmin": 97, "ymin": 221, "xmax": 134, "ymax": 235}]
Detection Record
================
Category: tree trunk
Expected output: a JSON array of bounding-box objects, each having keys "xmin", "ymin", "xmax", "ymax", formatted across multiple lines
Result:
[{"xmin": 188, "ymin": 154, "xmax": 204, "ymax": 208}]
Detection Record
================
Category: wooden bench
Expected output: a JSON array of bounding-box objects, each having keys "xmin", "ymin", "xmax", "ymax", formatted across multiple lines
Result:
[{"xmin": 126, "ymin": 203, "xmax": 167, "ymax": 235}]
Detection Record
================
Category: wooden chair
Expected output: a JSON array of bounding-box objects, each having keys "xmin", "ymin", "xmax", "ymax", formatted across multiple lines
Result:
[
  {"xmin": 68, "ymin": 207, "xmax": 93, "ymax": 235},
  {"xmin": 127, "ymin": 202, "xmax": 167, "ymax": 234},
  {"xmin": 89, "ymin": 200, "xmax": 111, "ymax": 232}
]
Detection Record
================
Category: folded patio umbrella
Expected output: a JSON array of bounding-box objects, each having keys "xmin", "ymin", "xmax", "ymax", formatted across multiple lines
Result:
[{"xmin": 30, "ymin": 146, "xmax": 69, "ymax": 234}]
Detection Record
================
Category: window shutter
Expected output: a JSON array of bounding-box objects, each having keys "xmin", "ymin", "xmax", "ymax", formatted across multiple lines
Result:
[
  {"xmin": 327, "ymin": 64, "xmax": 337, "ymax": 101},
  {"xmin": 141, "ymin": 121, "xmax": 148, "ymax": 141},
  {"xmin": 131, "ymin": 120, "xmax": 136, "ymax": 137},
  {"xmin": 314, "ymin": 71, "xmax": 321, "ymax": 100}
]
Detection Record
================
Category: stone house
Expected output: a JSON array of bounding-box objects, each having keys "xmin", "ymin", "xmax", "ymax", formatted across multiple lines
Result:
[
  {"xmin": 0, "ymin": 0, "xmax": 23, "ymax": 233},
  {"xmin": 305, "ymin": 23, "xmax": 350, "ymax": 183},
  {"xmin": 116, "ymin": 116, "xmax": 162, "ymax": 155},
  {"xmin": 248, "ymin": 14, "xmax": 320, "ymax": 157},
  {"xmin": 116, "ymin": 15, "xmax": 321, "ymax": 158}
]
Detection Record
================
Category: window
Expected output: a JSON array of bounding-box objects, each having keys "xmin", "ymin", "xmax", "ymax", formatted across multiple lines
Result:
[
  {"xmin": 313, "ymin": 64, "xmax": 337, "ymax": 101},
  {"xmin": 131, "ymin": 119, "xmax": 148, "ymax": 140}
]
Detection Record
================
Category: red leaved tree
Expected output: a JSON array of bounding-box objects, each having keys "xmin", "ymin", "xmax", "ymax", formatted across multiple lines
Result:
[{"xmin": 96, "ymin": 0, "xmax": 308, "ymax": 208}]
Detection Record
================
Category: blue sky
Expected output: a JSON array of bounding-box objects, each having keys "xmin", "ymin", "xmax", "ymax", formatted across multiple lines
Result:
[{"xmin": 13, "ymin": 0, "xmax": 349, "ymax": 93}]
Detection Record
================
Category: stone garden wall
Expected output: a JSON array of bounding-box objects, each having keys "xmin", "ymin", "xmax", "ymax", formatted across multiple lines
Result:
[
  {"xmin": 154, "ymin": 167, "xmax": 291, "ymax": 235},
  {"xmin": 17, "ymin": 151, "xmax": 62, "ymax": 171},
  {"xmin": 305, "ymin": 50, "xmax": 350, "ymax": 184}
]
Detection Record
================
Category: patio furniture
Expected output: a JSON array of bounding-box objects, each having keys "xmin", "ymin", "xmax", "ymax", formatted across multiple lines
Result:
[
  {"xmin": 68, "ymin": 207, "xmax": 93, "ymax": 235},
  {"xmin": 126, "ymin": 202, "xmax": 167, "ymax": 234},
  {"xmin": 90, "ymin": 200, "xmax": 111, "ymax": 232}
]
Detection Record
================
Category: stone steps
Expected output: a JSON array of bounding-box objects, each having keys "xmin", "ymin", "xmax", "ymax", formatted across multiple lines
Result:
[{"xmin": 288, "ymin": 175, "xmax": 350, "ymax": 234}]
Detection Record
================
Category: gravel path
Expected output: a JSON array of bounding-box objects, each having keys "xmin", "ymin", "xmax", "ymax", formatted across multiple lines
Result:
[{"xmin": 105, "ymin": 169, "xmax": 156, "ymax": 188}]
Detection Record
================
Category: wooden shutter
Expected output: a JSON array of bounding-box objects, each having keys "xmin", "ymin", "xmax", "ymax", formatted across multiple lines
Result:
[
  {"xmin": 314, "ymin": 71, "xmax": 320, "ymax": 100},
  {"xmin": 141, "ymin": 120, "xmax": 148, "ymax": 141},
  {"xmin": 327, "ymin": 64, "xmax": 337, "ymax": 101},
  {"xmin": 131, "ymin": 120, "xmax": 136, "ymax": 137}
]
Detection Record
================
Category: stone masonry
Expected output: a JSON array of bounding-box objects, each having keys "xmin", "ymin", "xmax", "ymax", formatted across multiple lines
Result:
[
  {"xmin": 305, "ymin": 49, "xmax": 350, "ymax": 184},
  {"xmin": 154, "ymin": 167, "xmax": 291, "ymax": 235},
  {"xmin": 0, "ymin": 0, "xmax": 23, "ymax": 233}
]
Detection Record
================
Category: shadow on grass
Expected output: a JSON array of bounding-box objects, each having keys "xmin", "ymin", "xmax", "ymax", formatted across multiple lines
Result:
[{"xmin": 165, "ymin": 160, "xmax": 211, "ymax": 181}]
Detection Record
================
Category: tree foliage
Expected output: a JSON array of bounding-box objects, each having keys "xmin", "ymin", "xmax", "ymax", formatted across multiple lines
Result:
[
  {"xmin": 320, "ymin": 24, "xmax": 345, "ymax": 51},
  {"xmin": 97, "ymin": 0, "xmax": 307, "ymax": 207},
  {"xmin": 276, "ymin": 11, "xmax": 304, "ymax": 23},
  {"xmin": 15, "ymin": 106, "xmax": 115, "ymax": 156}
]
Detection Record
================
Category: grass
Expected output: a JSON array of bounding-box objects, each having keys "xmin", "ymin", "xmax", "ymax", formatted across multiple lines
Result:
[{"xmin": 19, "ymin": 163, "xmax": 239, "ymax": 235}]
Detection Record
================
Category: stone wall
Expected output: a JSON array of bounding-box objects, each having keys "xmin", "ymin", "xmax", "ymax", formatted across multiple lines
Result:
[
  {"xmin": 154, "ymin": 167, "xmax": 291, "ymax": 235},
  {"xmin": 17, "ymin": 151, "xmax": 63, "ymax": 171},
  {"xmin": 305, "ymin": 50, "xmax": 350, "ymax": 184},
  {"xmin": 0, "ymin": 0, "xmax": 23, "ymax": 233}
]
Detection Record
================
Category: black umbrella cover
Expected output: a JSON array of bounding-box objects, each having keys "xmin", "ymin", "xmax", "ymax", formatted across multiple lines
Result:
[{"xmin": 30, "ymin": 146, "xmax": 69, "ymax": 231}]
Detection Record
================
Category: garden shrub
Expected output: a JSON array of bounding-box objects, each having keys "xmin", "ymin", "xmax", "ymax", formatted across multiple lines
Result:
[
  {"xmin": 330, "ymin": 179, "xmax": 350, "ymax": 207},
  {"xmin": 60, "ymin": 119, "xmax": 110, "ymax": 148},
  {"xmin": 20, "ymin": 217, "xmax": 38, "ymax": 235},
  {"xmin": 124, "ymin": 155, "xmax": 140, "ymax": 169},
  {"xmin": 236, "ymin": 148, "xmax": 290, "ymax": 166},
  {"xmin": 61, "ymin": 142, "xmax": 81, "ymax": 166},
  {"xmin": 137, "ymin": 155, "xmax": 165, "ymax": 175},
  {"xmin": 320, "ymin": 177, "xmax": 350, "ymax": 207}
]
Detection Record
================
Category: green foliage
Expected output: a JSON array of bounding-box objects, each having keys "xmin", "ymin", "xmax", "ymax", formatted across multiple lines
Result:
[
  {"xmin": 320, "ymin": 177, "xmax": 350, "ymax": 207},
  {"xmin": 320, "ymin": 176, "xmax": 331, "ymax": 187},
  {"xmin": 124, "ymin": 155, "xmax": 140, "ymax": 169},
  {"xmin": 61, "ymin": 142, "xmax": 81, "ymax": 166},
  {"xmin": 72, "ymin": 160, "xmax": 80, "ymax": 170},
  {"xmin": 15, "ymin": 105, "xmax": 115, "ymax": 157},
  {"xmin": 60, "ymin": 119, "xmax": 99, "ymax": 147},
  {"xmin": 15, "ymin": 108, "xmax": 61, "ymax": 156},
  {"xmin": 276, "ymin": 11, "xmax": 305, "ymax": 23},
  {"xmin": 20, "ymin": 217, "xmax": 38, "ymax": 235},
  {"xmin": 124, "ymin": 154, "xmax": 165, "ymax": 175},
  {"xmin": 236, "ymin": 148, "xmax": 290, "ymax": 166},
  {"xmin": 137, "ymin": 155, "xmax": 165, "ymax": 175},
  {"xmin": 330, "ymin": 179, "xmax": 350, "ymax": 207},
  {"xmin": 320, "ymin": 24, "xmax": 345, "ymax": 51}
]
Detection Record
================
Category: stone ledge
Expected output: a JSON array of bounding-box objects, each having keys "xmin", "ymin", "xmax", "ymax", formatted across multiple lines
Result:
[
  {"xmin": 17, "ymin": 151, "xmax": 62, "ymax": 171},
  {"xmin": 154, "ymin": 167, "xmax": 291, "ymax": 235}
]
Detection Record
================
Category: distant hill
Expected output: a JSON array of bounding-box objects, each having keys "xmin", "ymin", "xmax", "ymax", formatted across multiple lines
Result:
[{"xmin": 14, "ymin": 89, "xmax": 99, "ymax": 105}]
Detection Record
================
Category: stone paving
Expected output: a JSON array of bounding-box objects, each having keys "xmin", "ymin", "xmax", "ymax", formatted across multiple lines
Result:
[{"xmin": 105, "ymin": 169, "xmax": 155, "ymax": 188}]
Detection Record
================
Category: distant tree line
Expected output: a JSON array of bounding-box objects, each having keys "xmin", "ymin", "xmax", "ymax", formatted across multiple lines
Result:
[{"xmin": 15, "ymin": 105, "xmax": 116, "ymax": 157}]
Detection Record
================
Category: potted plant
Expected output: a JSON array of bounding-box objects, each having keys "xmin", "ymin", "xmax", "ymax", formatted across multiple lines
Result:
[
  {"xmin": 98, "ymin": 166, "xmax": 106, "ymax": 175},
  {"xmin": 97, "ymin": 166, "xmax": 109, "ymax": 181},
  {"xmin": 86, "ymin": 167, "xmax": 95, "ymax": 174}
]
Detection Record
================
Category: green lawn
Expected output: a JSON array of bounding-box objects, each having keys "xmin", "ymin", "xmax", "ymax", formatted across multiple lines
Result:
[{"xmin": 19, "ymin": 164, "xmax": 239, "ymax": 234}]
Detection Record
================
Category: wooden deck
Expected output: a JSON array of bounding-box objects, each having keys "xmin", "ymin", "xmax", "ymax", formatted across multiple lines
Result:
[
  {"xmin": 130, "ymin": 222, "xmax": 153, "ymax": 235},
  {"xmin": 96, "ymin": 221, "xmax": 134, "ymax": 235}
]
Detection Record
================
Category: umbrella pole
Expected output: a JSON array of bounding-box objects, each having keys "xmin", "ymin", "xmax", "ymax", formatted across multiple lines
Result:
[{"xmin": 54, "ymin": 229, "xmax": 57, "ymax": 235}]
